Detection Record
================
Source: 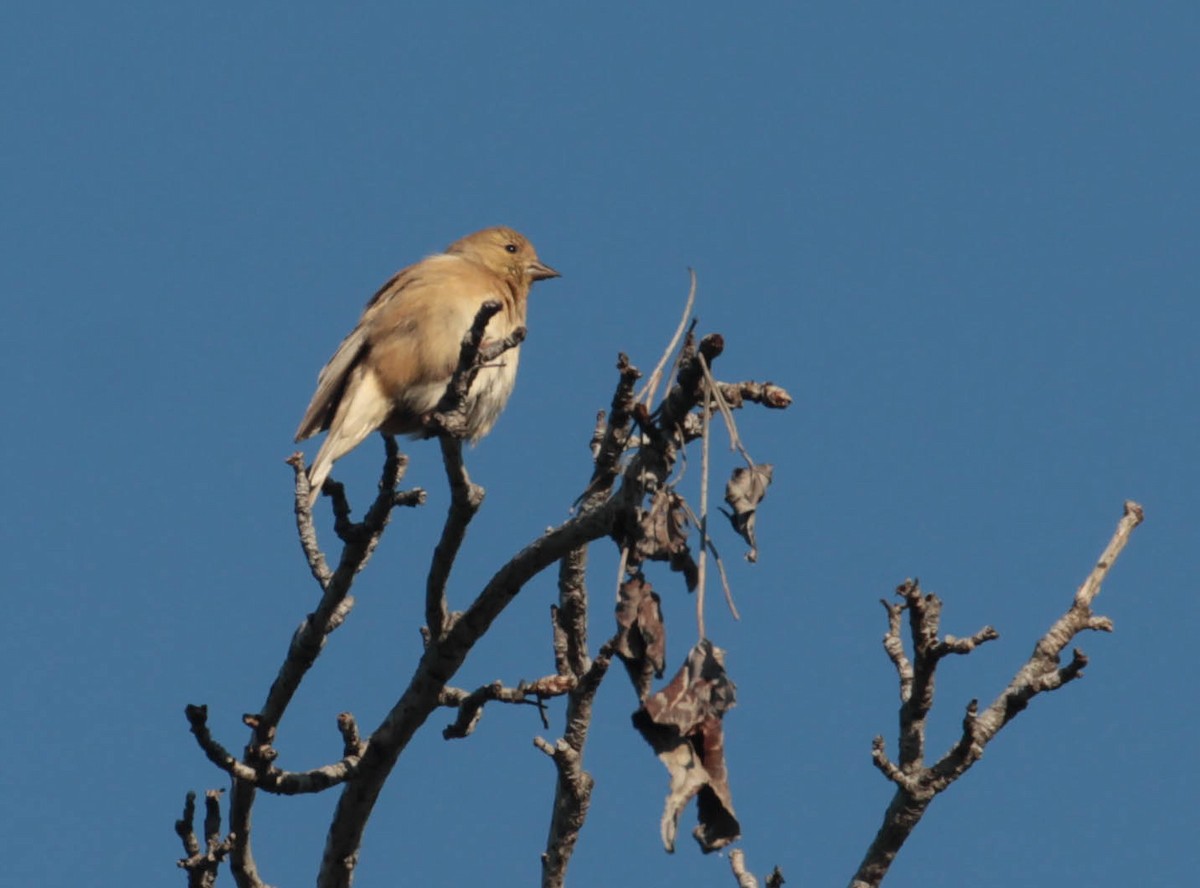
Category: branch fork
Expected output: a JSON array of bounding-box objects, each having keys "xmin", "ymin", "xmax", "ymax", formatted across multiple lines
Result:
[{"xmin": 851, "ymin": 502, "xmax": 1144, "ymax": 888}]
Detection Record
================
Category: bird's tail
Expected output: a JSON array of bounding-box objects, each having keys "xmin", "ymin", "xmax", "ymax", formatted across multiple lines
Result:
[{"xmin": 306, "ymin": 366, "xmax": 391, "ymax": 507}]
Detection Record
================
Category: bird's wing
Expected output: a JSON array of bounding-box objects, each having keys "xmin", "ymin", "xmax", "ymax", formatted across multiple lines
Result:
[
  {"xmin": 294, "ymin": 306, "xmax": 377, "ymax": 443},
  {"xmin": 290, "ymin": 267, "xmax": 412, "ymax": 446},
  {"xmin": 304, "ymin": 360, "xmax": 393, "ymax": 505}
]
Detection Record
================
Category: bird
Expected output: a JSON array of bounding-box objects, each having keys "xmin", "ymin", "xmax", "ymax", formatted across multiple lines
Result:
[{"xmin": 295, "ymin": 226, "xmax": 559, "ymax": 506}]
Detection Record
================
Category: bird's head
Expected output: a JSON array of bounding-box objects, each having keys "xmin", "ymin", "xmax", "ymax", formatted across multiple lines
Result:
[{"xmin": 447, "ymin": 226, "xmax": 560, "ymax": 289}]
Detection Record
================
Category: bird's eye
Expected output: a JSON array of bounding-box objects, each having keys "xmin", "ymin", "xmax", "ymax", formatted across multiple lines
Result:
[{"xmin": 504, "ymin": 243, "xmax": 518, "ymax": 253}]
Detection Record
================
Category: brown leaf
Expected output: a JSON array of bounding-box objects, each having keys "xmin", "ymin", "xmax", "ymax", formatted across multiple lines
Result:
[
  {"xmin": 721, "ymin": 463, "xmax": 774, "ymax": 562},
  {"xmin": 632, "ymin": 640, "xmax": 740, "ymax": 853},
  {"xmin": 614, "ymin": 574, "xmax": 666, "ymax": 699},
  {"xmin": 629, "ymin": 487, "xmax": 699, "ymax": 589}
]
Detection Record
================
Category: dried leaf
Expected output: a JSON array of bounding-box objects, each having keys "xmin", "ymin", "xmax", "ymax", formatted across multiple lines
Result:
[
  {"xmin": 632, "ymin": 640, "xmax": 740, "ymax": 853},
  {"xmin": 721, "ymin": 463, "xmax": 773, "ymax": 562},
  {"xmin": 629, "ymin": 487, "xmax": 699, "ymax": 589},
  {"xmin": 614, "ymin": 574, "xmax": 666, "ymax": 698}
]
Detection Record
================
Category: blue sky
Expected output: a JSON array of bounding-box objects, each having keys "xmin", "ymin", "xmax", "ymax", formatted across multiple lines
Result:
[{"xmin": 2, "ymin": 4, "xmax": 1196, "ymax": 886}]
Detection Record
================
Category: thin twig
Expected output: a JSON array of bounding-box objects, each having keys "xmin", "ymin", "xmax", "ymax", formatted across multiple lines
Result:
[
  {"xmin": 438, "ymin": 677, "xmax": 573, "ymax": 739},
  {"xmin": 287, "ymin": 453, "xmax": 333, "ymax": 587},
  {"xmin": 613, "ymin": 545, "xmax": 629, "ymax": 603},
  {"xmin": 184, "ymin": 705, "xmax": 363, "ymax": 795},
  {"xmin": 680, "ymin": 498, "xmax": 740, "ymax": 621},
  {"xmin": 698, "ymin": 351, "xmax": 756, "ymax": 469},
  {"xmin": 636, "ymin": 268, "xmax": 697, "ymax": 408}
]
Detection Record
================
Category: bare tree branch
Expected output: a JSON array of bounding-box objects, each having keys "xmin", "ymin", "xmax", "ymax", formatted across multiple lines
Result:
[
  {"xmin": 537, "ymin": 638, "xmax": 616, "ymax": 888},
  {"xmin": 534, "ymin": 730, "xmax": 595, "ymax": 888},
  {"xmin": 423, "ymin": 303, "xmax": 524, "ymax": 638},
  {"xmin": 181, "ymin": 319, "xmax": 794, "ymax": 888},
  {"xmin": 213, "ymin": 441, "xmax": 417, "ymax": 888},
  {"xmin": 313, "ymin": 495, "xmax": 624, "ymax": 887},
  {"xmin": 850, "ymin": 501, "xmax": 1144, "ymax": 888},
  {"xmin": 175, "ymin": 790, "xmax": 234, "ymax": 888},
  {"xmin": 537, "ymin": 536, "xmax": 619, "ymax": 887},
  {"xmin": 438, "ymin": 677, "xmax": 569, "ymax": 739},
  {"xmin": 712, "ymin": 380, "xmax": 793, "ymax": 411},
  {"xmin": 184, "ymin": 705, "xmax": 365, "ymax": 794},
  {"xmin": 179, "ymin": 284, "xmax": 1140, "ymax": 888},
  {"xmin": 424, "ymin": 436, "xmax": 483, "ymax": 640},
  {"xmin": 575, "ymin": 352, "xmax": 641, "ymax": 509},
  {"xmin": 318, "ymin": 337, "xmax": 747, "ymax": 887}
]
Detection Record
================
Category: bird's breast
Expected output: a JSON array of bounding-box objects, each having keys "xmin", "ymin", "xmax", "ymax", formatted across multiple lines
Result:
[{"xmin": 465, "ymin": 345, "xmax": 520, "ymax": 441}]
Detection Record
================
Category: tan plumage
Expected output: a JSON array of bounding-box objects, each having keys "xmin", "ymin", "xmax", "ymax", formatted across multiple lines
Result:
[{"xmin": 295, "ymin": 226, "xmax": 559, "ymax": 505}]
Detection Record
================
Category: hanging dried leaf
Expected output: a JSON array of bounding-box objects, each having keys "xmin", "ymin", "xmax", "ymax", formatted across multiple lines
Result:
[
  {"xmin": 629, "ymin": 487, "xmax": 699, "ymax": 589},
  {"xmin": 614, "ymin": 574, "xmax": 666, "ymax": 699},
  {"xmin": 721, "ymin": 463, "xmax": 774, "ymax": 562},
  {"xmin": 632, "ymin": 640, "xmax": 740, "ymax": 853}
]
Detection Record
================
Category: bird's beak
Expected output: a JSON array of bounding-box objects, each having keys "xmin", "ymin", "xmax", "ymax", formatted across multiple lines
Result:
[{"xmin": 528, "ymin": 260, "xmax": 561, "ymax": 282}]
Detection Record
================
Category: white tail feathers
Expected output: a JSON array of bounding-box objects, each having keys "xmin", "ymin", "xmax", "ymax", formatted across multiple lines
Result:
[{"xmin": 305, "ymin": 365, "xmax": 391, "ymax": 507}]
